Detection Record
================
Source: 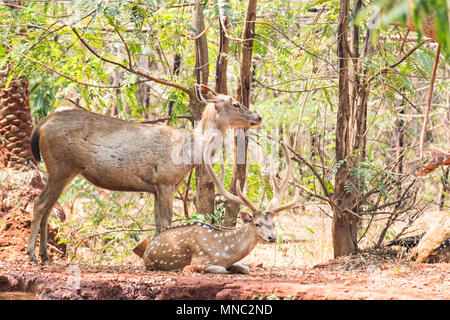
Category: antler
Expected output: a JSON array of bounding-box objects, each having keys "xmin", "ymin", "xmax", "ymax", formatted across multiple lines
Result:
[
  {"xmin": 204, "ymin": 145, "xmax": 260, "ymax": 213},
  {"xmin": 267, "ymin": 142, "xmax": 299, "ymax": 214},
  {"xmin": 203, "ymin": 141, "xmax": 298, "ymax": 215}
]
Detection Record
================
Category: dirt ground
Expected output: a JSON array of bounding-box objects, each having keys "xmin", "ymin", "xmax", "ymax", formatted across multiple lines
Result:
[
  {"xmin": 0, "ymin": 253, "xmax": 449, "ymax": 300},
  {"xmin": 0, "ymin": 205, "xmax": 449, "ymax": 300}
]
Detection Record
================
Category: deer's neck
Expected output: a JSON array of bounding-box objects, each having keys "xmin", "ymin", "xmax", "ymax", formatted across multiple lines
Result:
[
  {"xmin": 192, "ymin": 104, "xmax": 227, "ymax": 164},
  {"xmin": 199, "ymin": 104, "xmax": 228, "ymax": 134},
  {"xmin": 223, "ymin": 224, "xmax": 259, "ymax": 262}
]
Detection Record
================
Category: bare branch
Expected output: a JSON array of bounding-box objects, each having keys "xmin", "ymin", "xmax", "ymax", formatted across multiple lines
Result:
[
  {"xmin": 419, "ymin": 44, "xmax": 441, "ymax": 159},
  {"xmin": 113, "ymin": 25, "xmax": 133, "ymax": 68},
  {"xmin": 254, "ymin": 78, "xmax": 337, "ymax": 93},
  {"xmin": 287, "ymin": 145, "xmax": 331, "ymax": 198},
  {"xmin": 367, "ymin": 42, "xmax": 425, "ymax": 83},
  {"xmin": 257, "ymin": 21, "xmax": 335, "ymax": 70}
]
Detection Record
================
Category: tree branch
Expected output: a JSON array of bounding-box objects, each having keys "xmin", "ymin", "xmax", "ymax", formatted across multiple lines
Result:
[
  {"xmin": 0, "ymin": 41, "xmax": 146, "ymax": 89},
  {"xmin": 419, "ymin": 44, "xmax": 441, "ymax": 159},
  {"xmin": 113, "ymin": 25, "xmax": 133, "ymax": 68},
  {"xmin": 257, "ymin": 21, "xmax": 336, "ymax": 70},
  {"xmin": 288, "ymin": 145, "xmax": 331, "ymax": 198},
  {"xmin": 70, "ymin": 27, "xmax": 192, "ymax": 96},
  {"xmin": 367, "ymin": 42, "xmax": 425, "ymax": 83},
  {"xmin": 254, "ymin": 78, "xmax": 337, "ymax": 93}
]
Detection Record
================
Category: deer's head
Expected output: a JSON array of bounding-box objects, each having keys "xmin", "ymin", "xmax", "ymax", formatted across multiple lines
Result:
[
  {"xmin": 239, "ymin": 211, "xmax": 276, "ymax": 242},
  {"xmin": 205, "ymin": 141, "xmax": 299, "ymax": 243},
  {"xmin": 195, "ymin": 84, "xmax": 262, "ymax": 129}
]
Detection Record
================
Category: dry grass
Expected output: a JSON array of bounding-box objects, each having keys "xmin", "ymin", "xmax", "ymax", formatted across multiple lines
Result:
[
  {"xmin": 241, "ymin": 204, "xmax": 333, "ymax": 269},
  {"xmin": 241, "ymin": 205, "xmax": 448, "ymax": 270}
]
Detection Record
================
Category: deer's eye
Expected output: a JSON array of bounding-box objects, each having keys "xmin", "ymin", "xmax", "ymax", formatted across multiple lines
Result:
[
  {"xmin": 255, "ymin": 223, "xmax": 261, "ymax": 227},
  {"xmin": 233, "ymin": 103, "xmax": 240, "ymax": 109}
]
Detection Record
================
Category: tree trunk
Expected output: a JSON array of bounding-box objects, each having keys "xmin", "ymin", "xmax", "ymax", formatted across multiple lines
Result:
[
  {"xmin": 215, "ymin": 3, "xmax": 230, "ymax": 95},
  {"xmin": 438, "ymin": 168, "xmax": 449, "ymax": 210},
  {"xmin": 191, "ymin": 4, "xmax": 215, "ymax": 216},
  {"xmin": 167, "ymin": 53, "xmax": 181, "ymax": 124},
  {"xmin": 395, "ymin": 103, "xmax": 405, "ymax": 177},
  {"xmin": 332, "ymin": 0, "xmax": 360, "ymax": 257},
  {"xmin": 224, "ymin": 129, "xmax": 249, "ymax": 227},
  {"xmin": 235, "ymin": 0, "xmax": 257, "ymax": 108},
  {"xmin": 224, "ymin": 0, "xmax": 258, "ymax": 227},
  {"xmin": 0, "ymin": 75, "xmax": 35, "ymax": 170}
]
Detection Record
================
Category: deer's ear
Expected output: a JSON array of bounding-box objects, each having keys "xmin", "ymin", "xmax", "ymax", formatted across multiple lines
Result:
[
  {"xmin": 195, "ymin": 83, "xmax": 219, "ymax": 103},
  {"xmin": 239, "ymin": 211, "xmax": 253, "ymax": 223}
]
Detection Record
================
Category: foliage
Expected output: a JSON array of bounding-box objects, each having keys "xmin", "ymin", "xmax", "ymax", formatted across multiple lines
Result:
[
  {"xmin": 0, "ymin": 0, "xmax": 448, "ymax": 262},
  {"xmin": 376, "ymin": 0, "xmax": 450, "ymax": 55}
]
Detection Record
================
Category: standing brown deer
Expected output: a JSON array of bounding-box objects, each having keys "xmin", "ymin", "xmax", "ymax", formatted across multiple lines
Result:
[
  {"xmin": 133, "ymin": 142, "xmax": 299, "ymax": 273},
  {"xmin": 27, "ymin": 84, "xmax": 261, "ymax": 262}
]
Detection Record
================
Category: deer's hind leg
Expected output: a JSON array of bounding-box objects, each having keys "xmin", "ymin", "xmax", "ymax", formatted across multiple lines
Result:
[{"xmin": 27, "ymin": 173, "xmax": 75, "ymax": 262}]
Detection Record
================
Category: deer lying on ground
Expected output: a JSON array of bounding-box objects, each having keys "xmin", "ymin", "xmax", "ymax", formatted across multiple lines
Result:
[
  {"xmin": 26, "ymin": 84, "xmax": 261, "ymax": 262},
  {"xmin": 133, "ymin": 142, "xmax": 299, "ymax": 274}
]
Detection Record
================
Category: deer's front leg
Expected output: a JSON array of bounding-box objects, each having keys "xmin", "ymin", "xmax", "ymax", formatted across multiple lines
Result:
[
  {"xmin": 154, "ymin": 184, "xmax": 174, "ymax": 232},
  {"xmin": 227, "ymin": 262, "xmax": 250, "ymax": 274},
  {"xmin": 203, "ymin": 265, "xmax": 229, "ymax": 274}
]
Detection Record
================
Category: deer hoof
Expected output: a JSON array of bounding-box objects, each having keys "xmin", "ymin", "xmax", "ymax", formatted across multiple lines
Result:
[
  {"xmin": 203, "ymin": 265, "xmax": 229, "ymax": 274},
  {"xmin": 227, "ymin": 262, "xmax": 250, "ymax": 274},
  {"xmin": 39, "ymin": 253, "xmax": 49, "ymax": 262},
  {"xmin": 182, "ymin": 264, "xmax": 205, "ymax": 273},
  {"xmin": 28, "ymin": 254, "xmax": 38, "ymax": 263}
]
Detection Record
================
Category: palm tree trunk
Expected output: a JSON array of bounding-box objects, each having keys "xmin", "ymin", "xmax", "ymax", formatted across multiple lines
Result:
[
  {"xmin": 0, "ymin": 69, "xmax": 66, "ymax": 260},
  {"xmin": 0, "ymin": 74, "xmax": 35, "ymax": 170}
]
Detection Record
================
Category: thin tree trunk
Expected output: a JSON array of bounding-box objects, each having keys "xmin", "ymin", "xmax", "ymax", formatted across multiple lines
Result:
[
  {"xmin": 235, "ymin": 0, "xmax": 257, "ymax": 108},
  {"xmin": 215, "ymin": 3, "xmax": 230, "ymax": 95},
  {"xmin": 331, "ymin": 0, "xmax": 372, "ymax": 257},
  {"xmin": 191, "ymin": 4, "xmax": 215, "ymax": 216},
  {"xmin": 224, "ymin": 0, "xmax": 258, "ymax": 227},
  {"xmin": 167, "ymin": 53, "xmax": 181, "ymax": 124},
  {"xmin": 395, "ymin": 103, "xmax": 405, "ymax": 177},
  {"xmin": 109, "ymin": 65, "xmax": 122, "ymax": 117},
  {"xmin": 419, "ymin": 44, "xmax": 441, "ymax": 159},
  {"xmin": 332, "ymin": 0, "xmax": 360, "ymax": 257},
  {"xmin": 438, "ymin": 168, "xmax": 449, "ymax": 210}
]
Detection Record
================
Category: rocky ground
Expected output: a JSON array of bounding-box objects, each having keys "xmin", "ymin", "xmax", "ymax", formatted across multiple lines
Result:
[{"xmin": 0, "ymin": 250, "xmax": 448, "ymax": 300}]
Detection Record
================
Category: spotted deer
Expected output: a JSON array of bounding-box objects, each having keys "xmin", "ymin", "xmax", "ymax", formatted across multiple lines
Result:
[
  {"xmin": 26, "ymin": 84, "xmax": 261, "ymax": 262},
  {"xmin": 133, "ymin": 142, "xmax": 299, "ymax": 274}
]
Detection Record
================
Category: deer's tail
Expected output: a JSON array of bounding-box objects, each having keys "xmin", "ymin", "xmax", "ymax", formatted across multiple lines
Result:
[
  {"xmin": 30, "ymin": 125, "xmax": 41, "ymax": 162},
  {"xmin": 132, "ymin": 238, "xmax": 150, "ymax": 258}
]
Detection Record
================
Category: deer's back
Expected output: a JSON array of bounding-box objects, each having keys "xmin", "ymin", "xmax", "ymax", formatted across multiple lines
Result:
[
  {"xmin": 37, "ymin": 109, "xmax": 193, "ymax": 191},
  {"xmin": 143, "ymin": 223, "xmax": 202, "ymax": 270}
]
